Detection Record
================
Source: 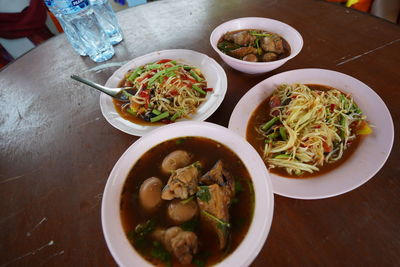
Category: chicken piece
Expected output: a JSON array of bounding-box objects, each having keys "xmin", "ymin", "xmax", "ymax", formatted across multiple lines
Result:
[
  {"xmin": 152, "ymin": 227, "xmax": 198, "ymax": 265},
  {"xmin": 261, "ymin": 35, "xmax": 284, "ymax": 54},
  {"xmin": 197, "ymin": 184, "xmax": 232, "ymax": 250},
  {"xmin": 262, "ymin": 52, "xmax": 278, "ymax": 62},
  {"xmin": 200, "ymin": 160, "xmax": 235, "ymax": 198},
  {"xmin": 243, "ymin": 54, "xmax": 258, "ymax": 62},
  {"xmin": 161, "ymin": 163, "xmax": 200, "ymax": 200},
  {"xmin": 230, "ymin": 47, "xmax": 258, "ymax": 58},
  {"xmin": 224, "ymin": 30, "xmax": 256, "ymax": 46}
]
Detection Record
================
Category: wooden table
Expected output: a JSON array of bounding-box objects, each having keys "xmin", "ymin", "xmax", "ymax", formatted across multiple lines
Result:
[{"xmin": 1, "ymin": 0, "xmax": 399, "ymax": 266}]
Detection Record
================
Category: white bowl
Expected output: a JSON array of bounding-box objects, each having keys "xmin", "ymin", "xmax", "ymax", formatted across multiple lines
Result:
[
  {"xmin": 101, "ymin": 121, "xmax": 274, "ymax": 267},
  {"xmin": 210, "ymin": 17, "xmax": 303, "ymax": 74},
  {"xmin": 100, "ymin": 49, "xmax": 228, "ymax": 136},
  {"xmin": 228, "ymin": 69, "xmax": 394, "ymax": 199}
]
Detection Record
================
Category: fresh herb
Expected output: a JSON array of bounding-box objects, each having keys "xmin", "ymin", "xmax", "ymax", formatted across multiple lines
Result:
[
  {"xmin": 135, "ymin": 219, "xmax": 156, "ymax": 237},
  {"xmin": 235, "ymin": 180, "xmax": 244, "ymax": 194},
  {"xmin": 180, "ymin": 217, "xmax": 199, "ymax": 232},
  {"xmin": 201, "ymin": 210, "xmax": 230, "ymax": 229},
  {"xmin": 217, "ymin": 41, "xmax": 240, "ymax": 53},
  {"xmin": 151, "ymin": 241, "xmax": 172, "ymax": 267},
  {"xmin": 196, "ymin": 186, "xmax": 211, "ymax": 202},
  {"xmin": 180, "ymin": 196, "xmax": 194, "ymax": 204},
  {"xmin": 231, "ymin": 197, "xmax": 239, "ymax": 204},
  {"xmin": 175, "ymin": 138, "xmax": 186, "ymax": 144},
  {"xmin": 193, "ymin": 251, "xmax": 211, "ymax": 267},
  {"xmin": 254, "ymin": 38, "xmax": 262, "ymax": 55},
  {"xmin": 249, "ymin": 32, "xmax": 272, "ymax": 37}
]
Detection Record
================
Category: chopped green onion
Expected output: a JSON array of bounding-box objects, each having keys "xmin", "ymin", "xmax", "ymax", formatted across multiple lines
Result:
[
  {"xmin": 152, "ymin": 109, "xmax": 161, "ymax": 115},
  {"xmin": 170, "ymin": 112, "xmax": 181, "ymax": 121},
  {"xmin": 189, "ymin": 70, "xmax": 203, "ymax": 82},
  {"xmin": 150, "ymin": 111, "xmax": 169, "ymax": 122},
  {"xmin": 279, "ymin": 127, "xmax": 287, "ymax": 140},
  {"xmin": 250, "ymin": 33, "xmax": 272, "ymax": 37},
  {"xmin": 192, "ymin": 84, "xmax": 206, "ymax": 95},
  {"xmin": 261, "ymin": 117, "xmax": 279, "ymax": 131}
]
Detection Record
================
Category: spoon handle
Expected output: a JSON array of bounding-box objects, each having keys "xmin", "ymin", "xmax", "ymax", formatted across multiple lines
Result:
[{"xmin": 71, "ymin": 75, "xmax": 118, "ymax": 97}]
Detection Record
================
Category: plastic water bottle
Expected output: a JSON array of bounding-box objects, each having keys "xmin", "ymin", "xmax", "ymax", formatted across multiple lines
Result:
[
  {"xmin": 57, "ymin": 14, "xmax": 87, "ymax": 56},
  {"xmin": 90, "ymin": 0, "xmax": 123, "ymax": 45},
  {"xmin": 44, "ymin": 0, "xmax": 114, "ymax": 62}
]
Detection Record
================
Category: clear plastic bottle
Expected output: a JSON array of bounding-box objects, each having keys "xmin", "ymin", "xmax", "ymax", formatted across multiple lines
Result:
[
  {"xmin": 90, "ymin": 0, "xmax": 123, "ymax": 45},
  {"xmin": 44, "ymin": 0, "xmax": 114, "ymax": 62},
  {"xmin": 57, "ymin": 14, "xmax": 87, "ymax": 56}
]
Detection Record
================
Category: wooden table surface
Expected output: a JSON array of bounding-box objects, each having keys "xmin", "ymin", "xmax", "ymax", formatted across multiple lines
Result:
[{"xmin": 1, "ymin": 0, "xmax": 399, "ymax": 266}]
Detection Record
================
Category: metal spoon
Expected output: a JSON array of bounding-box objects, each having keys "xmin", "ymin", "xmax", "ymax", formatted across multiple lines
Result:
[{"xmin": 70, "ymin": 74, "xmax": 135, "ymax": 102}]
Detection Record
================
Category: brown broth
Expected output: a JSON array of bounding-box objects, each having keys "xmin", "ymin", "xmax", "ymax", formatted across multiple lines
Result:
[
  {"xmin": 120, "ymin": 137, "xmax": 254, "ymax": 266},
  {"xmin": 246, "ymin": 84, "xmax": 363, "ymax": 179}
]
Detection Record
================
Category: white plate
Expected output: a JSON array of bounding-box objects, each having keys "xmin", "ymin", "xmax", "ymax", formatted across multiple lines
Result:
[
  {"xmin": 228, "ymin": 69, "xmax": 394, "ymax": 199},
  {"xmin": 100, "ymin": 49, "xmax": 227, "ymax": 136},
  {"xmin": 101, "ymin": 121, "xmax": 274, "ymax": 267}
]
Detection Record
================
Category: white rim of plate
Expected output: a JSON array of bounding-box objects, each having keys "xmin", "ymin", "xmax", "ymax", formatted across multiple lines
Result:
[
  {"xmin": 228, "ymin": 68, "xmax": 394, "ymax": 199},
  {"xmin": 99, "ymin": 49, "xmax": 228, "ymax": 136},
  {"xmin": 101, "ymin": 121, "xmax": 274, "ymax": 267}
]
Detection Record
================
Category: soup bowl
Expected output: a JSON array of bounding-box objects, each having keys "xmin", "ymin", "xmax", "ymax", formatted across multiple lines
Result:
[
  {"xmin": 210, "ymin": 17, "xmax": 303, "ymax": 74},
  {"xmin": 101, "ymin": 121, "xmax": 274, "ymax": 266}
]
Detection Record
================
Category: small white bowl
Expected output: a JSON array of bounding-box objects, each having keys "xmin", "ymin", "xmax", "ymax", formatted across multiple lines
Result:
[
  {"xmin": 102, "ymin": 121, "xmax": 274, "ymax": 266},
  {"xmin": 210, "ymin": 17, "xmax": 303, "ymax": 74}
]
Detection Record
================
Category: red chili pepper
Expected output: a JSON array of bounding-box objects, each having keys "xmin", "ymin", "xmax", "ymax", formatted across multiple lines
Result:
[
  {"xmin": 157, "ymin": 59, "xmax": 172, "ymax": 64},
  {"xmin": 314, "ymin": 125, "xmax": 321, "ymax": 129},
  {"xmin": 169, "ymin": 90, "xmax": 179, "ymax": 96},
  {"xmin": 139, "ymin": 90, "xmax": 150, "ymax": 109},
  {"xmin": 204, "ymin": 88, "xmax": 213, "ymax": 92},
  {"xmin": 330, "ymin": 104, "xmax": 335, "ymax": 112},
  {"xmin": 322, "ymin": 142, "xmax": 332, "ymax": 153},
  {"xmin": 161, "ymin": 119, "xmax": 172, "ymax": 124}
]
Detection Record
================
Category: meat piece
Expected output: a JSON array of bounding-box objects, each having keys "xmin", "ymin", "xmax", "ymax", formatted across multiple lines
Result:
[
  {"xmin": 197, "ymin": 184, "xmax": 232, "ymax": 249},
  {"xmin": 262, "ymin": 52, "xmax": 278, "ymax": 62},
  {"xmin": 230, "ymin": 47, "xmax": 258, "ymax": 58},
  {"xmin": 243, "ymin": 54, "xmax": 258, "ymax": 62},
  {"xmin": 161, "ymin": 163, "xmax": 200, "ymax": 200},
  {"xmin": 200, "ymin": 160, "xmax": 235, "ymax": 198},
  {"xmin": 223, "ymin": 30, "xmax": 256, "ymax": 46},
  {"xmin": 152, "ymin": 227, "xmax": 198, "ymax": 265},
  {"xmin": 261, "ymin": 35, "xmax": 284, "ymax": 54},
  {"xmin": 161, "ymin": 150, "xmax": 193, "ymax": 174}
]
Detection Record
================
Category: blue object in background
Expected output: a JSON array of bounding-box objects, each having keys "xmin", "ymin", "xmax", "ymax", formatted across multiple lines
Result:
[{"xmin": 126, "ymin": 0, "xmax": 147, "ymax": 7}]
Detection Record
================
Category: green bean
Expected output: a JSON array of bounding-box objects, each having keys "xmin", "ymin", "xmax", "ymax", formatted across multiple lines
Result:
[
  {"xmin": 279, "ymin": 127, "xmax": 287, "ymax": 140},
  {"xmin": 170, "ymin": 112, "xmax": 181, "ymax": 121},
  {"xmin": 126, "ymin": 107, "xmax": 137, "ymax": 116},
  {"xmin": 261, "ymin": 117, "xmax": 279, "ymax": 131},
  {"xmin": 152, "ymin": 109, "xmax": 161, "ymax": 115},
  {"xmin": 189, "ymin": 70, "xmax": 203, "ymax": 82},
  {"xmin": 127, "ymin": 67, "xmax": 144, "ymax": 81},
  {"xmin": 274, "ymin": 154, "xmax": 290, "ymax": 159},
  {"xmin": 192, "ymin": 84, "xmax": 206, "ymax": 95},
  {"xmin": 150, "ymin": 111, "xmax": 169, "ymax": 122}
]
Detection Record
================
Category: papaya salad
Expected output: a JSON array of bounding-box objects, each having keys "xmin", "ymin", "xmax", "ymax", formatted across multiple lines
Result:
[
  {"xmin": 256, "ymin": 83, "xmax": 372, "ymax": 176},
  {"xmin": 115, "ymin": 59, "xmax": 212, "ymax": 124}
]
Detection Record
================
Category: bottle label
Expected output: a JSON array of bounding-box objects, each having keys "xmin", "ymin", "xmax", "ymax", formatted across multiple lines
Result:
[{"xmin": 44, "ymin": 0, "xmax": 90, "ymax": 14}]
